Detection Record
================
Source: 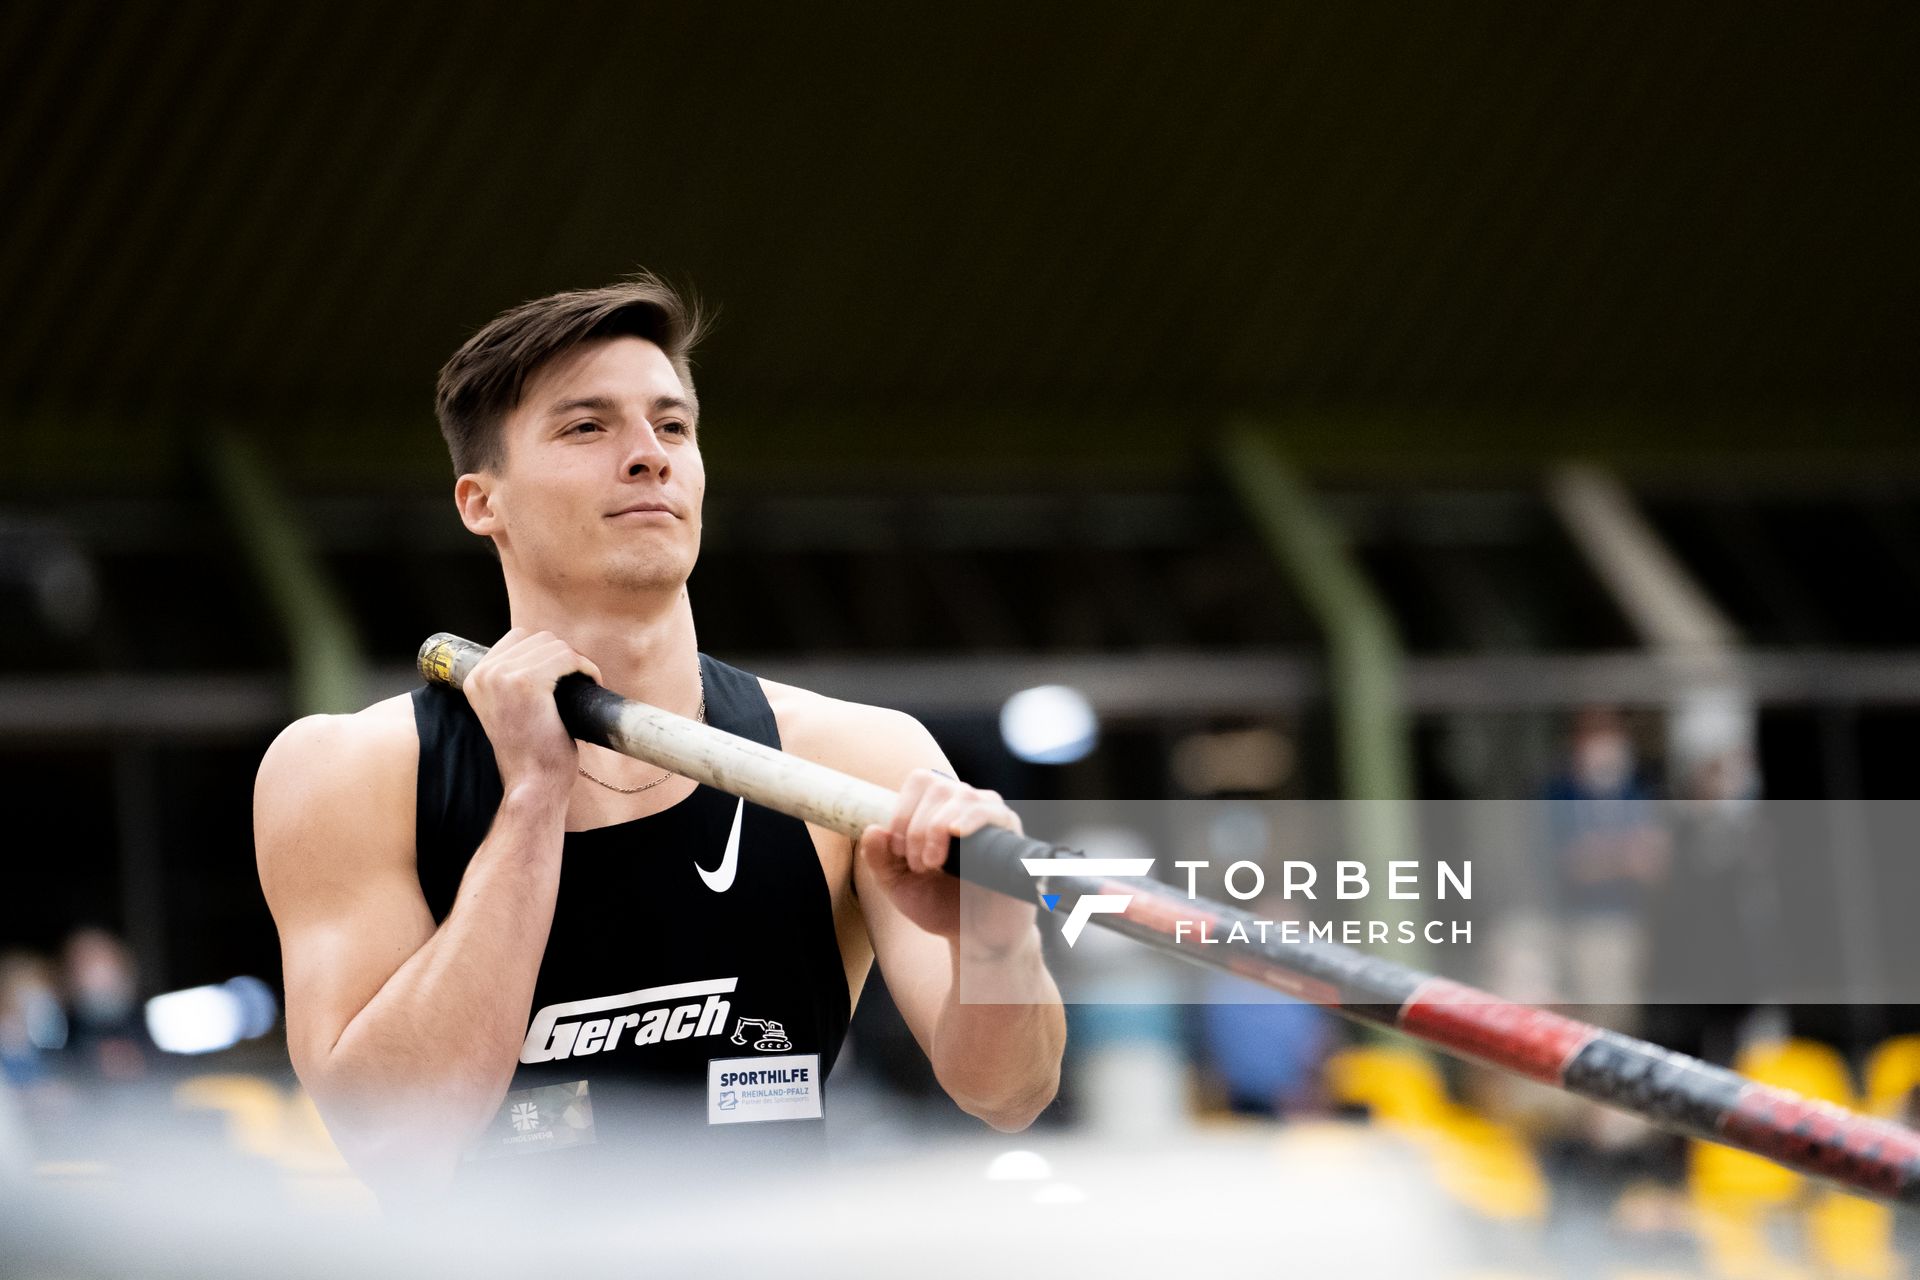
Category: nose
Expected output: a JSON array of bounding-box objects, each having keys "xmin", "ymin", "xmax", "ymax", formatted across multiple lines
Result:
[{"xmin": 620, "ymin": 420, "xmax": 671, "ymax": 482}]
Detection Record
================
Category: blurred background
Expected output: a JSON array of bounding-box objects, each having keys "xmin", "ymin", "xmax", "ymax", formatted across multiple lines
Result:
[{"xmin": 4, "ymin": 1, "xmax": 1919, "ymax": 1274}]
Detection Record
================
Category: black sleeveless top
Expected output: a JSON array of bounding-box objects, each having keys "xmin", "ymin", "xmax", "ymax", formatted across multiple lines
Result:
[{"xmin": 410, "ymin": 654, "xmax": 851, "ymax": 1194}]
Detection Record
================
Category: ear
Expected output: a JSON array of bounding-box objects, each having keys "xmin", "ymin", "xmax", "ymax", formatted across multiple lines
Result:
[{"xmin": 454, "ymin": 472, "xmax": 501, "ymax": 539}]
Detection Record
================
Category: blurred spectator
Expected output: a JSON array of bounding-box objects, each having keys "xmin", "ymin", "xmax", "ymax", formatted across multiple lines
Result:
[
  {"xmin": 0, "ymin": 951, "xmax": 68, "ymax": 1087},
  {"xmin": 1542, "ymin": 708, "xmax": 1669, "ymax": 1015},
  {"xmin": 1539, "ymin": 708, "xmax": 1670, "ymax": 1152},
  {"xmin": 1194, "ymin": 882, "xmax": 1336, "ymax": 1119},
  {"xmin": 1197, "ymin": 975, "xmax": 1334, "ymax": 1118},
  {"xmin": 1647, "ymin": 705, "xmax": 1779, "ymax": 1066},
  {"xmin": 59, "ymin": 927, "xmax": 150, "ymax": 1082}
]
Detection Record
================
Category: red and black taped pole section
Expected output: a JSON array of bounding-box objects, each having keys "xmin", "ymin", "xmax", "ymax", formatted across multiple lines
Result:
[
  {"xmin": 1003, "ymin": 855, "xmax": 1920, "ymax": 1207},
  {"xmin": 417, "ymin": 632, "xmax": 1920, "ymax": 1208}
]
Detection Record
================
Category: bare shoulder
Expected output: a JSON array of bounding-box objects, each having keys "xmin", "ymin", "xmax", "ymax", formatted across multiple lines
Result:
[
  {"xmin": 257, "ymin": 693, "xmax": 417, "ymax": 800},
  {"xmin": 255, "ymin": 694, "xmax": 419, "ymax": 901},
  {"xmin": 759, "ymin": 677, "xmax": 950, "ymax": 789}
]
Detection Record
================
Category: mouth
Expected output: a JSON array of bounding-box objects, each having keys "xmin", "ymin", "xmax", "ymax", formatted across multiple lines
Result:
[{"xmin": 606, "ymin": 502, "xmax": 678, "ymax": 520}]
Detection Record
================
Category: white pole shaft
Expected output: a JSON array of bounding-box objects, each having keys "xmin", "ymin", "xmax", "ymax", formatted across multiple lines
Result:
[{"xmin": 419, "ymin": 632, "xmax": 898, "ymax": 838}]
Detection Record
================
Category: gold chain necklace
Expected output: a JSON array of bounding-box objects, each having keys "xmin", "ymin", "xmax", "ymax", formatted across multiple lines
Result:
[{"xmin": 576, "ymin": 670, "xmax": 706, "ymax": 794}]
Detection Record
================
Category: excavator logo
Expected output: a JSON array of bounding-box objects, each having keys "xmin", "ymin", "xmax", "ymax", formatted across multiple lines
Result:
[{"xmin": 730, "ymin": 1017, "xmax": 793, "ymax": 1053}]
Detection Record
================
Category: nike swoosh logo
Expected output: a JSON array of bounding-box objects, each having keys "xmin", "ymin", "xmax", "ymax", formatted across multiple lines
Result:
[{"xmin": 696, "ymin": 798, "xmax": 744, "ymax": 893}]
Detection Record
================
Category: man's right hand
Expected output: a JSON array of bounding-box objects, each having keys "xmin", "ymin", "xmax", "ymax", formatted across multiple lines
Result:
[{"xmin": 460, "ymin": 628, "xmax": 603, "ymax": 801}]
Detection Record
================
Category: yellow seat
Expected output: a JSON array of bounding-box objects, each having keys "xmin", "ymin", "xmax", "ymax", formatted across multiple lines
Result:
[
  {"xmin": 174, "ymin": 1073, "xmax": 288, "ymax": 1161},
  {"xmin": 1326, "ymin": 1045, "xmax": 1547, "ymax": 1220},
  {"xmin": 1689, "ymin": 1038, "xmax": 1895, "ymax": 1278},
  {"xmin": 1862, "ymin": 1034, "xmax": 1920, "ymax": 1119},
  {"xmin": 1325, "ymin": 1045, "xmax": 1452, "ymax": 1129}
]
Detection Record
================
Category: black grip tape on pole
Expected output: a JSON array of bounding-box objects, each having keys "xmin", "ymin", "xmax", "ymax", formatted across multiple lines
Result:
[
  {"xmin": 944, "ymin": 826, "xmax": 1075, "ymax": 902},
  {"xmin": 553, "ymin": 671, "xmax": 623, "ymax": 750}
]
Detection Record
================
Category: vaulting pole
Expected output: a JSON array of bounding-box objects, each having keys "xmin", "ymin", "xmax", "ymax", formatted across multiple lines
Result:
[{"xmin": 420, "ymin": 632, "xmax": 1920, "ymax": 1207}]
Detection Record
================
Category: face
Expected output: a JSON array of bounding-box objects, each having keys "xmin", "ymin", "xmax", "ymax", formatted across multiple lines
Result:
[
  {"xmin": 458, "ymin": 336, "xmax": 704, "ymax": 597},
  {"xmin": 1572, "ymin": 724, "xmax": 1632, "ymax": 791}
]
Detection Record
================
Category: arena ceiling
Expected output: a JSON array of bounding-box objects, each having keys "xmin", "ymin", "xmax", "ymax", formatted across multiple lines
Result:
[{"xmin": 4, "ymin": 1, "xmax": 1916, "ymax": 485}]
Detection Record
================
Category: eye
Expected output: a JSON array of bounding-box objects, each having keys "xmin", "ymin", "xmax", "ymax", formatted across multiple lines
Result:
[
  {"xmin": 566, "ymin": 420, "xmax": 601, "ymax": 436},
  {"xmin": 659, "ymin": 420, "xmax": 691, "ymax": 437}
]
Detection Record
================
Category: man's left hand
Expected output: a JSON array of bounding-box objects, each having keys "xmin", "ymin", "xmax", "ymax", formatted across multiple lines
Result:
[{"xmin": 858, "ymin": 769, "xmax": 1037, "ymax": 951}]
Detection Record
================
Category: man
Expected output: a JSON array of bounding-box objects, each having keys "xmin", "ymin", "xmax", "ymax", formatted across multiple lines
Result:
[
  {"xmin": 253, "ymin": 273, "xmax": 1065, "ymax": 1203},
  {"xmin": 1542, "ymin": 706, "xmax": 1668, "ymax": 1015}
]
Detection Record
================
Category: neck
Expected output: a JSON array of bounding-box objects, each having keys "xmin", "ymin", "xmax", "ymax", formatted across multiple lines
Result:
[{"xmin": 503, "ymin": 576, "xmax": 703, "ymax": 718}]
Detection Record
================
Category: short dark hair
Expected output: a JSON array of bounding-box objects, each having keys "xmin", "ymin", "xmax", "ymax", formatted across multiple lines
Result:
[{"xmin": 435, "ymin": 270, "xmax": 708, "ymax": 475}]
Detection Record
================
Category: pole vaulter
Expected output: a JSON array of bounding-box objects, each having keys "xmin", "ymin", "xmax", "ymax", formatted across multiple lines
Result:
[{"xmin": 420, "ymin": 633, "xmax": 1920, "ymax": 1207}]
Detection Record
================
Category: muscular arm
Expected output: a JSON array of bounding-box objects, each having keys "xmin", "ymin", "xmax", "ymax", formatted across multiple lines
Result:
[
  {"xmin": 255, "ymin": 708, "xmax": 567, "ymax": 1197},
  {"xmin": 780, "ymin": 694, "xmax": 1065, "ymax": 1131},
  {"xmin": 921, "ymin": 890, "xmax": 1067, "ymax": 1133},
  {"xmin": 257, "ymin": 629, "xmax": 600, "ymax": 1199}
]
